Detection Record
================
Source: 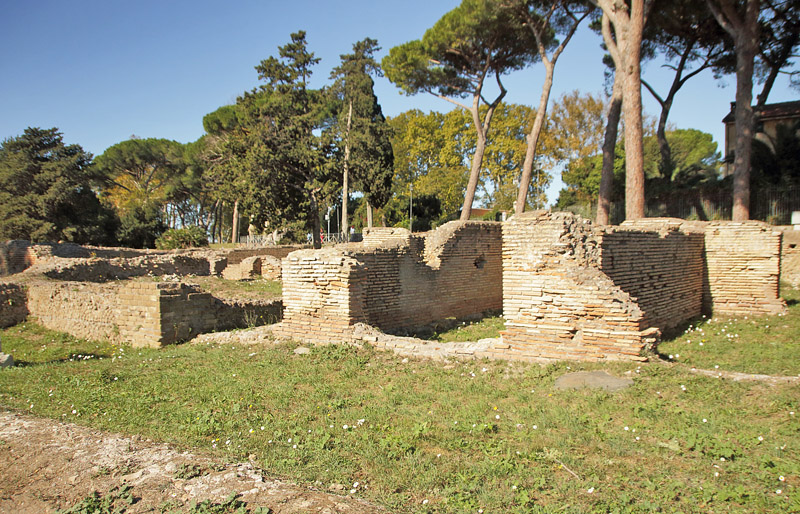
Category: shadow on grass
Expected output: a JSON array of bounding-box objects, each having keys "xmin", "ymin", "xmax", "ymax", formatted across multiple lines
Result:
[{"xmin": 10, "ymin": 353, "xmax": 111, "ymax": 367}]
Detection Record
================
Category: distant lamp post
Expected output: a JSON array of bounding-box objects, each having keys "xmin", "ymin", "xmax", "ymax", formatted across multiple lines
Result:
[{"xmin": 409, "ymin": 183, "xmax": 413, "ymax": 233}]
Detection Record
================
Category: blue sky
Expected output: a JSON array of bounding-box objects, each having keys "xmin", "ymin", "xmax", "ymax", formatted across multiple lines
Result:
[{"xmin": 1, "ymin": 0, "xmax": 797, "ymax": 205}]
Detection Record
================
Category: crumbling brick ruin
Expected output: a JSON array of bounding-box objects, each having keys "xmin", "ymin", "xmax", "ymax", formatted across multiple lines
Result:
[
  {"xmin": 0, "ymin": 242, "xmax": 294, "ymax": 347},
  {"xmin": 275, "ymin": 212, "xmax": 785, "ymax": 363},
  {"xmin": 272, "ymin": 221, "xmax": 502, "ymax": 343}
]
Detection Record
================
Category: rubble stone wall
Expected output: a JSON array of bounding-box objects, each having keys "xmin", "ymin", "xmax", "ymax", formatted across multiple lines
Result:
[
  {"xmin": 0, "ymin": 283, "xmax": 28, "ymax": 328},
  {"xmin": 274, "ymin": 221, "xmax": 502, "ymax": 343},
  {"xmin": 704, "ymin": 222, "xmax": 784, "ymax": 315},
  {"xmin": 24, "ymin": 280, "xmax": 282, "ymax": 347},
  {"xmin": 491, "ymin": 211, "xmax": 656, "ymax": 362},
  {"xmin": 225, "ymin": 246, "xmax": 305, "ymax": 265}
]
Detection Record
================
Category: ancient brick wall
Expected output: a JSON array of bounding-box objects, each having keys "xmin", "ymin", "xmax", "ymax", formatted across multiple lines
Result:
[
  {"xmin": 225, "ymin": 246, "xmax": 305, "ymax": 265},
  {"xmin": 0, "ymin": 241, "xmax": 36, "ymax": 277},
  {"xmin": 0, "ymin": 283, "xmax": 28, "ymax": 328},
  {"xmin": 492, "ymin": 211, "xmax": 656, "ymax": 362},
  {"xmin": 274, "ymin": 221, "xmax": 502, "ymax": 343},
  {"xmin": 599, "ymin": 220, "xmax": 706, "ymax": 330},
  {"xmin": 27, "ymin": 281, "xmax": 130, "ymax": 344},
  {"xmin": 24, "ymin": 280, "xmax": 282, "ymax": 347},
  {"xmin": 704, "ymin": 222, "xmax": 785, "ymax": 315}
]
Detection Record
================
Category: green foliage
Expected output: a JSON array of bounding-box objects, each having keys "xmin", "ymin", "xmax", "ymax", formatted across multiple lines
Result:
[
  {"xmin": 155, "ymin": 226, "xmax": 209, "ymax": 250},
  {"xmin": 57, "ymin": 485, "xmax": 134, "ymax": 514},
  {"xmin": 329, "ymin": 38, "xmax": 394, "ymax": 211},
  {"xmin": 94, "ymin": 137, "xmax": 186, "ymax": 212},
  {"xmin": 116, "ymin": 203, "xmax": 166, "ymax": 249},
  {"xmin": 0, "ymin": 127, "xmax": 117, "ymax": 244},
  {"xmin": 214, "ymin": 32, "xmax": 335, "ymax": 247}
]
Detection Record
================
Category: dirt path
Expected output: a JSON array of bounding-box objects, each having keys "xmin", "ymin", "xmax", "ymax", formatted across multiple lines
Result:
[{"xmin": 0, "ymin": 410, "xmax": 385, "ymax": 513}]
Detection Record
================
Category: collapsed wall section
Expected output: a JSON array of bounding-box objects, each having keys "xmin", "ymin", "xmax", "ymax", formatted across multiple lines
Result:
[
  {"xmin": 704, "ymin": 221, "xmax": 785, "ymax": 315},
  {"xmin": 0, "ymin": 282, "xmax": 28, "ymax": 328},
  {"xmin": 491, "ymin": 211, "xmax": 657, "ymax": 362},
  {"xmin": 274, "ymin": 222, "xmax": 502, "ymax": 343}
]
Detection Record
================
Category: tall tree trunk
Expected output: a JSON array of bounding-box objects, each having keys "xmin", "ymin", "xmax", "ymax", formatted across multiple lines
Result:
[
  {"xmin": 513, "ymin": 2, "xmax": 589, "ymax": 215},
  {"xmin": 210, "ymin": 199, "xmax": 220, "ymax": 243},
  {"xmin": 366, "ymin": 200, "xmax": 373, "ymax": 228},
  {"xmin": 597, "ymin": 72, "xmax": 623, "ymax": 225},
  {"xmin": 461, "ymin": 96, "xmax": 488, "ymax": 221},
  {"xmin": 515, "ymin": 62, "xmax": 554, "ymax": 214},
  {"xmin": 231, "ymin": 199, "xmax": 239, "ymax": 244},
  {"xmin": 341, "ymin": 100, "xmax": 352, "ymax": 237},
  {"xmin": 706, "ymin": 0, "xmax": 760, "ymax": 221},
  {"xmin": 596, "ymin": 0, "xmax": 648, "ymax": 220},
  {"xmin": 310, "ymin": 191, "xmax": 322, "ymax": 249},
  {"xmin": 621, "ymin": 1, "xmax": 647, "ymax": 220}
]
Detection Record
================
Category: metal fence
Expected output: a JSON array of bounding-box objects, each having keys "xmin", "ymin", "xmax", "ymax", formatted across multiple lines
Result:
[{"xmin": 561, "ymin": 186, "xmax": 800, "ymax": 225}]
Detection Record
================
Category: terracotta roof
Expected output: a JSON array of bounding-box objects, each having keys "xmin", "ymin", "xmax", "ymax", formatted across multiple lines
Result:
[{"xmin": 722, "ymin": 99, "xmax": 800, "ymax": 123}]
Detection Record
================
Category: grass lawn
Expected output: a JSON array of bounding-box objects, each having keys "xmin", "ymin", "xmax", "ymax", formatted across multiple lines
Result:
[
  {"xmin": 1, "ymin": 289, "xmax": 799, "ymax": 513},
  {"xmin": 182, "ymin": 276, "xmax": 282, "ymax": 302}
]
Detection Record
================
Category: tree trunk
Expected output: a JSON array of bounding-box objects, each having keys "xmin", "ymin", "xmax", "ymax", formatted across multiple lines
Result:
[
  {"xmin": 597, "ymin": 72, "xmax": 623, "ymax": 225},
  {"xmin": 706, "ymin": 0, "xmax": 760, "ymax": 221},
  {"xmin": 341, "ymin": 100, "xmax": 352, "ymax": 237},
  {"xmin": 310, "ymin": 192, "xmax": 322, "ymax": 249},
  {"xmin": 366, "ymin": 200, "xmax": 373, "ymax": 228},
  {"xmin": 210, "ymin": 199, "xmax": 221, "ymax": 243},
  {"xmin": 515, "ymin": 61, "xmax": 555, "ymax": 215},
  {"xmin": 231, "ymin": 199, "xmax": 239, "ymax": 244},
  {"xmin": 621, "ymin": 1, "xmax": 647, "ymax": 220},
  {"xmin": 757, "ymin": 30, "xmax": 799, "ymax": 105},
  {"xmin": 731, "ymin": 39, "xmax": 757, "ymax": 220},
  {"xmin": 460, "ymin": 97, "xmax": 487, "ymax": 221}
]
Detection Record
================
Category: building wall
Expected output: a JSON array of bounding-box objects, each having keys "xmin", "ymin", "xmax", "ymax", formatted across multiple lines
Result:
[
  {"xmin": 0, "ymin": 283, "xmax": 28, "ymax": 328},
  {"xmin": 274, "ymin": 221, "xmax": 503, "ymax": 342},
  {"xmin": 23, "ymin": 280, "xmax": 282, "ymax": 347},
  {"xmin": 704, "ymin": 221, "xmax": 784, "ymax": 315}
]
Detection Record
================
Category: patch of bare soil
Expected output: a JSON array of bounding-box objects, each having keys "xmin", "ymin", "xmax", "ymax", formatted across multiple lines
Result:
[{"xmin": 0, "ymin": 410, "xmax": 385, "ymax": 513}]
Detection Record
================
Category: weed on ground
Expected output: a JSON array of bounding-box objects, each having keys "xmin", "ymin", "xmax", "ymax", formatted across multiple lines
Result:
[{"xmin": 2, "ymin": 290, "xmax": 800, "ymax": 513}]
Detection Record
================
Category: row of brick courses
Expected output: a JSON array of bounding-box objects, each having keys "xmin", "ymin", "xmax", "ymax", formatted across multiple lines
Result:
[
  {"xmin": 0, "ymin": 283, "xmax": 28, "ymax": 328},
  {"xmin": 225, "ymin": 245, "xmax": 306, "ymax": 266},
  {"xmin": 26, "ymin": 281, "xmax": 132, "ymax": 344},
  {"xmin": 18, "ymin": 279, "xmax": 282, "ymax": 347},
  {"xmin": 0, "ymin": 241, "xmax": 36, "ymax": 277},
  {"xmin": 492, "ymin": 211, "xmax": 653, "ymax": 362},
  {"xmin": 704, "ymin": 221, "xmax": 784, "ymax": 315},
  {"xmin": 274, "ymin": 222, "xmax": 502, "ymax": 340},
  {"xmin": 598, "ymin": 219, "xmax": 706, "ymax": 330}
]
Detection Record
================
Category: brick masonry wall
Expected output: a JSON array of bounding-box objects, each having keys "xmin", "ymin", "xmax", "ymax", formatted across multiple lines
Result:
[
  {"xmin": 23, "ymin": 280, "xmax": 282, "ymax": 347},
  {"xmin": 0, "ymin": 282, "xmax": 28, "ymax": 328},
  {"xmin": 225, "ymin": 246, "xmax": 306, "ymax": 265},
  {"xmin": 274, "ymin": 221, "xmax": 502, "ymax": 342},
  {"xmin": 704, "ymin": 221, "xmax": 785, "ymax": 315},
  {"xmin": 491, "ymin": 211, "xmax": 656, "ymax": 362},
  {"xmin": 599, "ymin": 219, "xmax": 706, "ymax": 331}
]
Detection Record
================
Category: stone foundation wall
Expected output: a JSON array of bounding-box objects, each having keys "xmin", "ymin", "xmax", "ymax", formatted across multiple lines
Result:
[
  {"xmin": 0, "ymin": 283, "xmax": 28, "ymax": 328},
  {"xmin": 704, "ymin": 222, "xmax": 784, "ymax": 315},
  {"xmin": 24, "ymin": 280, "xmax": 282, "ymax": 347},
  {"xmin": 494, "ymin": 212, "xmax": 785, "ymax": 362},
  {"xmin": 225, "ymin": 246, "xmax": 305, "ymax": 266},
  {"xmin": 274, "ymin": 221, "xmax": 502, "ymax": 343}
]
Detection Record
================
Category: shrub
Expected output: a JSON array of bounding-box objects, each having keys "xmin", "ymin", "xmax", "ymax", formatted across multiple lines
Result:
[{"xmin": 155, "ymin": 226, "xmax": 209, "ymax": 249}]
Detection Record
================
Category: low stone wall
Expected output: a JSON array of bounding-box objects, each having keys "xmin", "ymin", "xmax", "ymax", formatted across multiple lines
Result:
[
  {"xmin": 0, "ymin": 282, "xmax": 28, "ymax": 328},
  {"xmin": 225, "ymin": 246, "xmax": 306, "ymax": 266},
  {"xmin": 705, "ymin": 222, "xmax": 785, "ymax": 315},
  {"xmin": 24, "ymin": 280, "xmax": 282, "ymax": 347},
  {"xmin": 38, "ymin": 254, "xmax": 223, "ymax": 282},
  {"xmin": 273, "ymin": 221, "xmax": 502, "ymax": 343},
  {"xmin": 492, "ymin": 212, "xmax": 785, "ymax": 363}
]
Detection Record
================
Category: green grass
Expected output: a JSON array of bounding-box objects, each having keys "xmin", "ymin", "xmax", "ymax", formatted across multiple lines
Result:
[
  {"xmin": 171, "ymin": 276, "xmax": 282, "ymax": 302},
  {"xmin": 658, "ymin": 283, "xmax": 800, "ymax": 376},
  {"xmin": 432, "ymin": 315, "xmax": 505, "ymax": 343},
  {"xmin": 3, "ymin": 288, "xmax": 800, "ymax": 513}
]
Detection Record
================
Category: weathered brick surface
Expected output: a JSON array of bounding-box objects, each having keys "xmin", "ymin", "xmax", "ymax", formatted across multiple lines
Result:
[
  {"xmin": 0, "ymin": 282, "xmax": 28, "ymax": 328},
  {"xmin": 492, "ymin": 212, "xmax": 784, "ymax": 363},
  {"xmin": 704, "ymin": 221, "xmax": 785, "ymax": 315},
  {"xmin": 273, "ymin": 221, "xmax": 502, "ymax": 342},
  {"xmin": 24, "ymin": 280, "xmax": 281, "ymax": 347}
]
